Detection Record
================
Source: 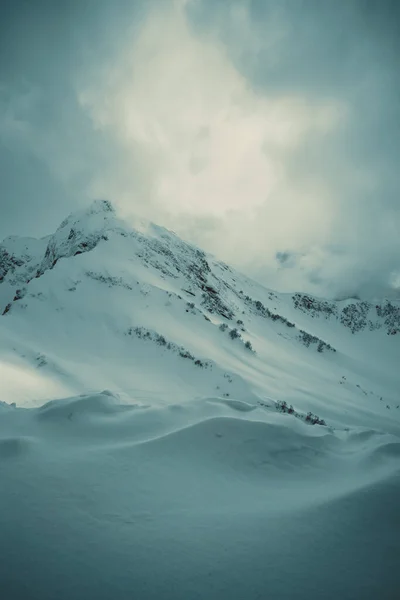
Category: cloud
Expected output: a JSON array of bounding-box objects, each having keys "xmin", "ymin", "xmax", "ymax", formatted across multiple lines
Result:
[
  {"xmin": 79, "ymin": 2, "xmax": 345, "ymax": 219},
  {"xmin": 1, "ymin": 0, "xmax": 399, "ymax": 299},
  {"xmin": 77, "ymin": 1, "xmax": 348, "ymax": 288}
]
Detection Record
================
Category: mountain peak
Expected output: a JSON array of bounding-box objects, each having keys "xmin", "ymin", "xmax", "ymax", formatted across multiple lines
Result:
[
  {"xmin": 89, "ymin": 199, "xmax": 115, "ymax": 214},
  {"xmin": 58, "ymin": 199, "xmax": 116, "ymax": 230},
  {"xmin": 35, "ymin": 200, "xmax": 119, "ymax": 278}
]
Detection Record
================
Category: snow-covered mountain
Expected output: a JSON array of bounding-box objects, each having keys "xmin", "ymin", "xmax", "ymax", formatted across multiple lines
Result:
[
  {"xmin": 1, "ymin": 200, "xmax": 399, "ymax": 599},
  {"xmin": 1, "ymin": 199, "xmax": 399, "ymax": 428}
]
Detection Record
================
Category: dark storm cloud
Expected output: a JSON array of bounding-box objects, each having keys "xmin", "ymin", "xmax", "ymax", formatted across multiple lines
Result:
[{"xmin": 0, "ymin": 0, "xmax": 149, "ymax": 237}]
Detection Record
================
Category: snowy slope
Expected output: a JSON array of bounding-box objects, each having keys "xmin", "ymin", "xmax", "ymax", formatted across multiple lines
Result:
[
  {"xmin": 1, "ymin": 199, "xmax": 399, "ymax": 429},
  {"xmin": 1, "ymin": 200, "xmax": 399, "ymax": 599}
]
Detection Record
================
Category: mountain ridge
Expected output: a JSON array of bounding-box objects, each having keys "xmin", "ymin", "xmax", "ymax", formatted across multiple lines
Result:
[
  {"xmin": 1, "ymin": 199, "xmax": 399, "ymax": 336},
  {"xmin": 1, "ymin": 199, "xmax": 399, "ymax": 435}
]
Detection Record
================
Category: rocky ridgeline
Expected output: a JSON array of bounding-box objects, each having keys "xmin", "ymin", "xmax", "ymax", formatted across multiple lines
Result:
[
  {"xmin": 36, "ymin": 229, "xmax": 108, "ymax": 278},
  {"xmin": 274, "ymin": 400, "xmax": 327, "ymax": 426},
  {"xmin": 135, "ymin": 235, "xmax": 235, "ymax": 320},
  {"xmin": 118, "ymin": 221, "xmax": 237, "ymax": 321},
  {"xmin": 35, "ymin": 200, "xmax": 113, "ymax": 278},
  {"xmin": 85, "ymin": 271, "xmax": 134, "ymax": 291},
  {"xmin": 0, "ymin": 247, "xmax": 24, "ymax": 283},
  {"xmin": 0, "ymin": 201, "xmax": 114, "ymax": 313},
  {"xmin": 293, "ymin": 293, "xmax": 400, "ymax": 335},
  {"xmin": 200, "ymin": 285, "xmax": 234, "ymax": 320},
  {"xmin": 292, "ymin": 293, "xmax": 337, "ymax": 319},
  {"xmin": 0, "ymin": 199, "xmax": 235, "ymax": 323},
  {"xmin": 243, "ymin": 295, "xmax": 335, "ymax": 353},
  {"xmin": 2, "ymin": 199, "xmax": 397, "ymax": 353},
  {"xmin": 244, "ymin": 295, "xmax": 296, "ymax": 328},
  {"xmin": 0, "ymin": 240, "xmax": 45, "ymax": 287},
  {"xmin": 340, "ymin": 301, "xmax": 374, "ymax": 334},
  {"xmin": 126, "ymin": 326, "xmax": 213, "ymax": 368},
  {"xmin": 298, "ymin": 330, "xmax": 336, "ymax": 353},
  {"xmin": 218, "ymin": 323, "xmax": 255, "ymax": 353},
  {"xmin": 375, "ymin": 301, "xmax": 400, "ymax": 335}
]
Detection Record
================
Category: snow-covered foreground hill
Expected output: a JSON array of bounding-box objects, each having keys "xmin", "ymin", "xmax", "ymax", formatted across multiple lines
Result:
[{"xmin": 1, "ymin": 200, "xmax": 399, "ymax": 599}]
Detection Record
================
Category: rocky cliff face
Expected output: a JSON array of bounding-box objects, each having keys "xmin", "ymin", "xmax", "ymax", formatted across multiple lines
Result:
[
  {"xmin": 0, "ymin": 237, "xmax": 46, "ymax": 284},
  {"xmin": 35, "ymin": 200, "xmax": 114, "ymax": 278}
]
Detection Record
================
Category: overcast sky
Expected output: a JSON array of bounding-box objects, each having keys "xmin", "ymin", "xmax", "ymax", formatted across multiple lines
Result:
[{"xmin": 1, "ymin": 0, "xmax": 399, "ymax": 298}]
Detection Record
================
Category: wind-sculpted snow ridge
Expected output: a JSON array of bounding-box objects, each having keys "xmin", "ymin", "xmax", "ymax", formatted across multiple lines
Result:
[{"xmin": 0, "ymin": 392, "xmax": 399, "ymax": 599}]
